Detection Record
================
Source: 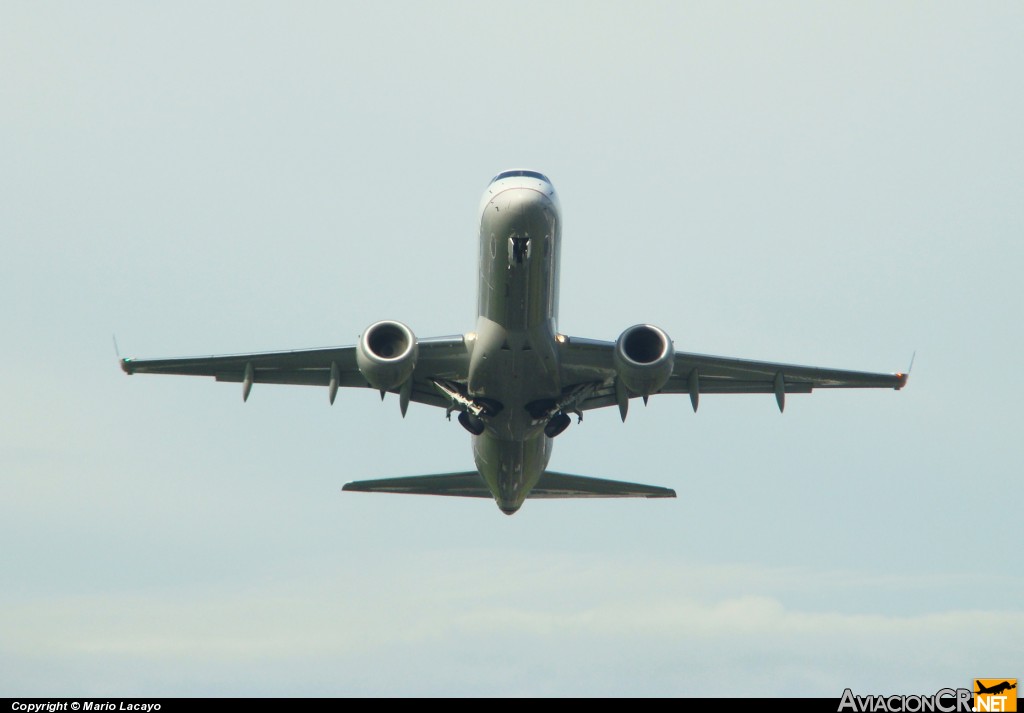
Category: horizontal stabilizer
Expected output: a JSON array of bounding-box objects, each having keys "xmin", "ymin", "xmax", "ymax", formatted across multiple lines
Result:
[
  {"xmin": 529, "ymin": 471, "xmax": 675, "ymax": 498},
  {"xmin": 342, "ymin": 471, "xmax": 676, "ymax": 499},
  {"xmin": 343, "ymin": 472, "xmax": 492, "ymax": 498}
]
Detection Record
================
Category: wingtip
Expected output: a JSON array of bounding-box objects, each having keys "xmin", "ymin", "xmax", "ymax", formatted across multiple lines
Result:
[{"xmin": 896, "ymin": 352, "xmax": 915, "ymax": 389}]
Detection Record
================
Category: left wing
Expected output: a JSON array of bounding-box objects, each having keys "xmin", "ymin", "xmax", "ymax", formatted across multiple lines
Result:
[
  {"xmin": 558, "ymin": 336, "xmax": 908, "ymax": 414},
  {"xmin": 121, "ymin": 335, "xmax": 470, "ymax": 410}
]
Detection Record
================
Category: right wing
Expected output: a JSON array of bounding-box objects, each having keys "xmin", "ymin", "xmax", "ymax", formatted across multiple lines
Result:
[{"xmin": 120, "ymin": 335, "xmax": 470, "ymax": 410}]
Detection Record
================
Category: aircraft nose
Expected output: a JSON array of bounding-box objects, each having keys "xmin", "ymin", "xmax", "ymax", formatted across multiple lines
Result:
[
  {"xmin": 492, "ymin": 186, "xmax": 556, "ymax": 220},
  {"xmin": 486, "ymin": 188, "xmax": 558, "ymax": 250},
  {"xmin": 491, "ymin": 186, "xmax": 557, "ymax": 225}
]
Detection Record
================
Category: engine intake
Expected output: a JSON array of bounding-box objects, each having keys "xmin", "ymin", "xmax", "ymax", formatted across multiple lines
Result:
[
  {"xmin": 356, "ymin": 320, "xmax": 418, "ymax": 391},
  {"xmin": 613, "ymin": 324, "xmax": 674, "ymax": 397}
]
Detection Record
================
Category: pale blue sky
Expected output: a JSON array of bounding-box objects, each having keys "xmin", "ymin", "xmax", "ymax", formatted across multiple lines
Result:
[{"xmin": 2, "ymin": 1, "xmax": 1022, "ymax": 696}]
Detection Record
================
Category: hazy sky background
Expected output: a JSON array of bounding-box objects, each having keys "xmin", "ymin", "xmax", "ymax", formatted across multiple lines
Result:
[{"xmin": 2, "ymin": 1, "xmax": 1022, "ymax": 696}]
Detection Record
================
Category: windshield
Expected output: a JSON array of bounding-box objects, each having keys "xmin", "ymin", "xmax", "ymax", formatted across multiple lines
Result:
[{"xmin": 489, "ymin": 169, "xmax": 550, "ymax": 185}]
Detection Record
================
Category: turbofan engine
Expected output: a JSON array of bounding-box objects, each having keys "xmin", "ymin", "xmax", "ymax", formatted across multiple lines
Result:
[
  {"xmin": 356, "ymin": 320, "xmax": 418, "ymax": 391},
  {"xmin": 613, "ymin": 324, "xmax": 675, "ymax": 396}
]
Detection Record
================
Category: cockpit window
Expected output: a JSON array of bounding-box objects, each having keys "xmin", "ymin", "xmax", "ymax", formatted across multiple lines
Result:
[{"xmin": 489, "ymin": 169, "xmax": 550, "ymax": 185}]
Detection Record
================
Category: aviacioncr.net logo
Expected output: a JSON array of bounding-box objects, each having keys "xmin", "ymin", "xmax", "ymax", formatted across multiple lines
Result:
[
  {"xmin": 838, "ymin": 688, "xmax": 973, "ymax": 712},
  {"xmin": 973, "ymin": 679, "xmax": 1017, "ymax": 713}
]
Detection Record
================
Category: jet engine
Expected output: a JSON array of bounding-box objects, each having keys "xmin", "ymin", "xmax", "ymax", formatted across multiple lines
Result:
[
  {"xmin": 613, "ymin": 324, "xmax": 675, "ymax": 397},
  {"xmin": 356, "ymin": 320, "xmax": 418, "ymax": 391}
]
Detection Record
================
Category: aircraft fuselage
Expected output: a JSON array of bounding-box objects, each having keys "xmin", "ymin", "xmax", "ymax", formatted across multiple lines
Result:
[{"xmin": 468, "ymin": 170, "xmax": 563, "ymax": 514}]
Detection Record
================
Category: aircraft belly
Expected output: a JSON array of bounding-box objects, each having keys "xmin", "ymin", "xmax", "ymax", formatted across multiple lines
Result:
[{"xmin": 467, "ymin": 317, "xmax": 559, "ymax": 440}]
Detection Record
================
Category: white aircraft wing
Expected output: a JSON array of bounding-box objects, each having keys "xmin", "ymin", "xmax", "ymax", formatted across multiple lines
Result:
[
  {"xmin": 120, "ymin": 335, "xmax": 470, "ymax": 409},
  {"xmin": 557, "ymin": 336, "xmax": 908, "ymax": 413}
]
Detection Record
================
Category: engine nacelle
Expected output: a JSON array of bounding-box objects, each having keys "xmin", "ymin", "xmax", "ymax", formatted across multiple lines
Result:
[
  {"xmin": 613, "ymin": 324, "xmax": 675, "ymax": 396},
  {"xmin": 356, "ymin": 320, "xmax": 418, "ymax": 391}
]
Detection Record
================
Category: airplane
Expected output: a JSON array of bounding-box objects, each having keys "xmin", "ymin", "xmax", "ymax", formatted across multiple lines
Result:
[
  {"xmin": 975, "ymin": 681, "xmax": 1017, "ymax": 696},
  {"xmin": 121, "ymin": 169, "xmax": 908, "ymax": 515}
]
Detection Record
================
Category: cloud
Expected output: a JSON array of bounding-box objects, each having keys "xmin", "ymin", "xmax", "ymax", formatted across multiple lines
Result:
[{"xmin": 2, "ymin": 552, "xmax": 1020, "ymax": 696}]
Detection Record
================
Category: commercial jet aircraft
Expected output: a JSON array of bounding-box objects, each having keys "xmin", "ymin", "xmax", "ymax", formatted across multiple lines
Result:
[{"xmin": 121, "ymin": 169, "xmax": 908, "ymax": 515}]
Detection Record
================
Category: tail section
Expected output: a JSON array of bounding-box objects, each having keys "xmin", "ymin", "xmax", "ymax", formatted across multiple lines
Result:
[
  {"xmin": 529, "ymin": 472, "xmax": 676, "ymax": 499},
  {"xmin": 342, "ymin": 471, "xmax": 676, "ymax": 501},
  {"xmin": 342, "ymin": 472, "xmax": 491, "ymax": 498}
]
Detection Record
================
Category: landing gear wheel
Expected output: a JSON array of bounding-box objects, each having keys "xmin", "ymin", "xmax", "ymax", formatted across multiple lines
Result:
[
  {"xmin": 544, "ymin": 412, "xmax": 571, "ymax": 438},
  {"xmin": 458, "ymin": 411, "xmax": 485, "ymax": 436}
]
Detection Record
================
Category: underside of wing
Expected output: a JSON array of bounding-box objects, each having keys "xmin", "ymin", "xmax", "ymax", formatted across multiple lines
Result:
[
  {"xmin": 342, "ymin": 471, "xmax": 676, "ymax": 499},
  {"xmin": 556, "ymin": 335, "xmax": 907, "ymax": 413},
  {"xmin": 667, "ymin": 351, "xmax": 909, "ymax": 391},
  {"xmin": 121, "ymin": 334, "xmax": 470, "ymax": 410},
  {"xmin": 122, "ymin": 345, "xmax": 362, "ymax": 385}
]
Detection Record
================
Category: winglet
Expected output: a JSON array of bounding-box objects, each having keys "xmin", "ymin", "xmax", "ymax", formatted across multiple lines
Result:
[
  {"xmin": 895, "ymin": 351, "xmax": 915, "ymax": 390},
  {"xmin": 113, "ymin": 334, "xmax": 140, "ymax": 376},
  {"xmin": 114, "ymin": 335, "xmax": 133, "ymax": 375}
]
